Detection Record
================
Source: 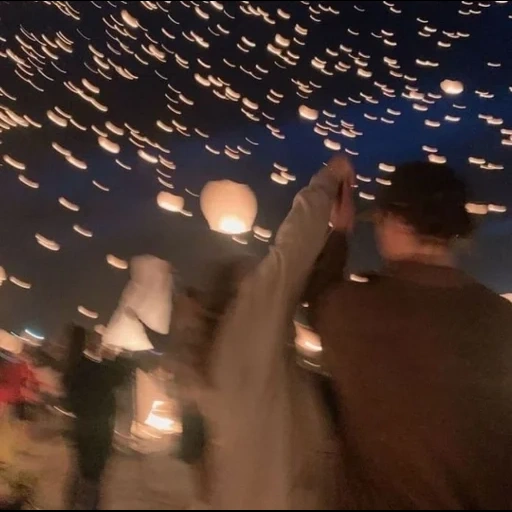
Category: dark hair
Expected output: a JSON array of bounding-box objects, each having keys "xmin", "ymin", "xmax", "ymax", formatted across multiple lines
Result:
[{"xmin": 377, "ymin": 162, "xmax": 474, "ymax": 240}]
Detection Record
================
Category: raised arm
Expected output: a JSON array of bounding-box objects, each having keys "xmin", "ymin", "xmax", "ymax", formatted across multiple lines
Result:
[
  {"xmin": 250, "ymin": 155, "xmax": 354, "ymax": 304},
  {"xmin": 302, "ymin": 180, "xmax": 355, "ymax": 329}
]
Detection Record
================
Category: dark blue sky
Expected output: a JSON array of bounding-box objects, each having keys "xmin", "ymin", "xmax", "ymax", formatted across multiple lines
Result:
[{"xmin": 0, "ymin": 1, "xmax": 510, "ymax": 338}]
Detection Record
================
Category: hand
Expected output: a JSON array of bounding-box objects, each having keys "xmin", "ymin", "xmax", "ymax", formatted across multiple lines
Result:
[
  {"xmin": 326, "ymin": 154, "xmax": 355, "ymax": 186},
  {"xmin": 331, "ymin": 181, "xmax": 356, "ymax": 233}
]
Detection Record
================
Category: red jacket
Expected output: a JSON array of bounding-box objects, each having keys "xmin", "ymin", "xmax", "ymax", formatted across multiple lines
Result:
[{"xmin": 0, "ymin": 359, "xmax": 38, "ymax": 404}]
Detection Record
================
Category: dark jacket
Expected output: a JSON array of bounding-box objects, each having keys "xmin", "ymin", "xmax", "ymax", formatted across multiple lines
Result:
[
  {"xmin": 66, "ymin": 355, "xmax": 128, "ymax": 420},
  {"xmin": 309, "ymin": 234, "xmax": 512, "ymax": 509}
]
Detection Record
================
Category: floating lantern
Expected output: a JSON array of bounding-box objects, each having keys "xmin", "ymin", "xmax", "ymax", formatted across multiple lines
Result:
[
  {"xmin": 98, "ymin": 136, "xmax": 120, "ymax": 154},
  {"xmin": 78, "ymin": 306, "xmax": 99, "ymax": 319},
  {"xmin": 350, "ymin": 274, "xmax": 370, "ymax": 283},
  {"xmin": 200, "ymin": 180, "xmax": 257, "ymax": 235},
  {"xmin": 36, "ymin": 234, "xmax": 60, "ymax": 251},
  {"xmin": 465, "ymin": 203, "xmax": 488, "ymax": 215},
  {"xmin": 47, "ymin": 110, "xmax": 68, "ymax": 127},
  {"xmin": 324, "ymin": 138, "xmax": 341, "ymax": 151},
  {"xmin": 428, "ymin": 154, "xmax": 447, "ymax": 164},
  {"xmin": 66, "ymin": 154, "xmax": 87, "ymax": 170},
  {"xmin": 488, "ymin": 204, "xmax": 507, "ymax": 213},
  {"xmin": 59, "ymin": 197, "xmax": 80, "ymax": 211},
  {"xmin": 157, "ymin": 191, "xmax": 185, "ymax": 213},
  {"xmin": 73, "ymin": 225, "xmax": 93, "ymax": 238},
  {"xmin": 441, "ymin": 79, "xmax": 464, "ymax": 95},
  {"xmin": 107, "ymin": 254, "xmax": 129, "ymax": 270},
  {"xmin": 10, "ymin": 276, "xmax": 31, "ymax": 290},
  {"xmin": 299, "ymin": 105, "xmax": 319, "ymax": 121},
  {"xmin": 379, "ymin": 163, "xmax": 396, "ymax": 173},
  {"xmin": 4, "ymin": 155, "xmax": 26, "ymax": 171},
  {"xmin": 121, "ymin": 9, "xmax": 139, "ymax": 29},
  {"xmin": 253, "ymin": 226, "xmax": 272, "ymax": 239},
  {"xmin": 294, "ymin": 322, "xmax": 322, "ymax": 355}
]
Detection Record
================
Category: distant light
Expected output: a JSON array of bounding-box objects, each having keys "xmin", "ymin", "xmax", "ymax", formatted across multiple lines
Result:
[{"xmin": 24, "ymin": 328, "xmax": 45, "ymax": 341}]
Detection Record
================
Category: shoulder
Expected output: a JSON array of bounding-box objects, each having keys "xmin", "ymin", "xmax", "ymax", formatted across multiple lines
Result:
[{"xmin": 318, "ymin": 272, "xmax": 390, "ymax": 322}]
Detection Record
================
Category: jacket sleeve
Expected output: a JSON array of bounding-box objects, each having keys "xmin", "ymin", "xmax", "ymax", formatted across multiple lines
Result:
[
  {"xmin": 302, "ymin": 230, "xmax": 348, "ymax": 329},
  {"xmin": 252, "ymin": 166, "xmax": 341, "ymax": 304},
  {"xmin": 212, "ymin": 165, "xmax": 341, "ymax": 404}
]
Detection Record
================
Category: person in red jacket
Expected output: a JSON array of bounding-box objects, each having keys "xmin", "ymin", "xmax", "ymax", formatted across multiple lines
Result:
[{"xmin": 0, "ymin": 350, "xmax": 39, "ymax": 420}]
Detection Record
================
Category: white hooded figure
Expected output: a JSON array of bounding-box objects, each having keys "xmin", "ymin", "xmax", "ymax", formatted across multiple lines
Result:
[{"xmin": 102, "ymin": 255, "xmax": 173, "ymax": 352}]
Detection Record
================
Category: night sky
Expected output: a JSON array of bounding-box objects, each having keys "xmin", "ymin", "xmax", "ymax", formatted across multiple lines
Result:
[{"xmin": 0, "ymin": 1, "xmax": 511, "ymax": 339}]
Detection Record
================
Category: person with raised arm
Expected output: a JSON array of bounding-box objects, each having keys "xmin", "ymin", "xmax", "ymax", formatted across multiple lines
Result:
[{"xmin": 208, "ymin": 155, "xmax": 354, "ymax": 510}]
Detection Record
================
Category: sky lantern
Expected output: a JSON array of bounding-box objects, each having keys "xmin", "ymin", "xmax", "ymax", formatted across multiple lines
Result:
[
  {"xmin": 200, "ymin": 180, "xmax": 258, "ymax": 235},
  {"xmin": 107, "ymin": 254, "xmax": 129, "ymax": 270},
  {"xmin": 10, "ymin": 276, "xmax": 31, "ymax": 290},
  {"xmin": 157, "ymin": 191, "xmax": 185, "ymax": 213},
  {"xmin": 294, "ymin": 322, "xmax": 322, "ymax": 356},
  {"xmin": 121, "ymin": 10, "xmax": 139, "ymax": 29},
  {"xmin": 299, "ymin": 105, "xmax": 319, "ymax": 121},
  {"xmin": 441, "ymin": 79, "xmax": 464, "ymax": 95},
  {"xmin": 0, "ymin": 267, "xmax": 6, "ymax": 285},
  {"xmin": 78, "ymin": 305, "xmax": 99, "ymax": 319},
  {"xmin": 98, "ymin": 136, "xmax": 120, "ymax": 154}
]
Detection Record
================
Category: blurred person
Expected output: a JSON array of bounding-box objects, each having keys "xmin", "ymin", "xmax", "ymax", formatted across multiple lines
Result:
[
  {"xmin": 310, "ymin": 161, "xmax": 512, "ymax": 509},
  {"xmin": 102, "ymin": 256, "xmax": 173, "ymax": 448},
  {"xmin": 0, "ymin": 336, "xmax": 39, "ymax": 422},
  {"xmin": 208, "ymin": 155, "xmax": 354, "ymax": 509},
  {"xmin": 171, "ymin": 287, "xmax": 212, "ymax": 507},
  {"xmin": 64, "ymin": 325, "xmax": 128, "ymax": 510}
]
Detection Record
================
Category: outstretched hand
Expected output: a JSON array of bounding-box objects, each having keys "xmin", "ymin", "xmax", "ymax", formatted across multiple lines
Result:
[{"xmin": 326, "ymin": 154, "xmax": 356, "ymax": 186}]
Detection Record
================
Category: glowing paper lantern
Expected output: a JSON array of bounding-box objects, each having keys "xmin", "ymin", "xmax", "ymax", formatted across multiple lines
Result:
[
  {"xmin": 157, "ymin": 191, "xmax": 185, "ymax": 213},
  {"xmin": 324, "ymin": 139, "xmax": 341, "ymax": 151},
  {"xmin": 294, "ymin": 322, "xmax": 322, "ymax": 355},
  {"xmin": 441, "ymin": 79, "xmax": 464, "ymax": 95},
  {"xmin": 200, "ymin": 180, "xmax": 257, "ymax": 235},
  {"xmin": 107, "ymin": 254, "xmax": 129, "ymax": 270},
  {"xmin": 98, "ymin": 136, "xmax": 120, "ymax": 154},
  {"xmin": 465, "ymin": 203, "xmax": 488, "ymax": 215},
  {"xmin": 36, "ymin": 234, "xmax": 61, "ymax": 252},
  {"xmin": 78, "ymin": 305, "xmax": 99, "ymax": 319},
  {"xmin": 0, "ymin": 267, "xmax": 6, "ymax": 285},
  {"xmin": 253, "ymin": 226, "xmax": 272, "ymax": 239},
  {"xmin": 298, "ymin": 105, "xmax": 319, "ymax": 121},
  {"xmin": 10, "ymin": 276, "xmax": 31, "ymax": 290},
  {"xmin": 121, "ymin": 9, "xmax": 139, "ymax": 29}
]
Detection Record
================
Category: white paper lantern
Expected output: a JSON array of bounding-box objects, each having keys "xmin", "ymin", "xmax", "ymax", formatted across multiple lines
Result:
[
  {"xmin": 440, "ymin": 79, "xmax": 464, "ymax": 95},
  {"xmin": 298, "ymin": 105, "xmax": 319, "ymax": 121},
  {"xmin": 294, "ymin": 322, "xmax": 322, "ymax": 355},
  {"xmin": 200, "ymin": 180, "xmax": 258, "ymax": 234},
  {"xmin": 157, "ymin": 192, "xmax": 185, "ymax": 213}
]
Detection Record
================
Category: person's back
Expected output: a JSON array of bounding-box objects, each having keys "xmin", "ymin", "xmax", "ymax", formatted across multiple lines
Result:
[
  {"xmin": 319, "ymin": 263, "xmax": 512, "ymax": 509},
  {"xmin": 309, "ymin": 160, "xmax": 512, "ymax": 509}
]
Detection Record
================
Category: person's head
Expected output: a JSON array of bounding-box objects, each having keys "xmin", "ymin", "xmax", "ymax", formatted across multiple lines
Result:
[{"xmin": 374, "ymin": 162, "xmax": 473, "ymax": 263}]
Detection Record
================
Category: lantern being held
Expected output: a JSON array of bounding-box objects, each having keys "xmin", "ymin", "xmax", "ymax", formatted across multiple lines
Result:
[{"xmin": 200, "ymin": 180, "xmax": 258, "ymax": 235}]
